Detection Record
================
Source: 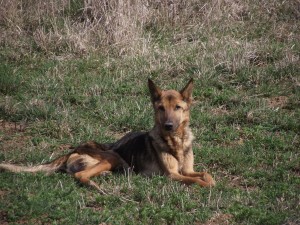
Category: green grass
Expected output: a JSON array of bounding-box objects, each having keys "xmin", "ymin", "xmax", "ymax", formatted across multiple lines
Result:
[{"xmin": 0, "ymin": 0, "xmax": 300, "ymax": 224}]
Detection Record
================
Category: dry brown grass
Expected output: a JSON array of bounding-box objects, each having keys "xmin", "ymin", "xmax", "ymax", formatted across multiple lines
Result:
[
  {"xmin": 0, "ymin": 0, "xmax": 255, "ymax": 57},
  {"xmin": 1, "ymin": 0, "xmax": 298, "ymax": 80}
]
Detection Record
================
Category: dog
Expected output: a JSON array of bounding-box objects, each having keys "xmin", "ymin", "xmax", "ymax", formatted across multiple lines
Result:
[{"xmin": 0, "ymin": 79, "xmax": 215, "ymax": 191}]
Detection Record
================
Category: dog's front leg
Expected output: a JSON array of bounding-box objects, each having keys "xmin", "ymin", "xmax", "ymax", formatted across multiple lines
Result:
[
  {"xmin": 169, "ymin": 172, "xmax": 213, "ymax": 187},
  {"xmin": 182, "ymin": 171, "xmax": 216, "ymax": 187},
  {"xmin": 161, "ymin": 152, "xmax": 213, "ymax": 187},
  {"xmin": 182, "ymin": 150, "xmax": 216, "ymax": 186}
]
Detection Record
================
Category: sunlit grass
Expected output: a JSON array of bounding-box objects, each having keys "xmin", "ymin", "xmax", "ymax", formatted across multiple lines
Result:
[{"xmin": 0, "ymin": 0, "xmax": 299, "ymax": 224}]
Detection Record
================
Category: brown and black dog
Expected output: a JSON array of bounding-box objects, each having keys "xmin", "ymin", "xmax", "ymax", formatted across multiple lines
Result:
[{"xmin": 0, "ymin": 79, "xmax": 215, "ymax": 191}]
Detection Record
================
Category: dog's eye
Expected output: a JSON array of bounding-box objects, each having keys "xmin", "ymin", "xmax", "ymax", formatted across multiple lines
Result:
[
  {"xmin": 158, "ymin": 106, "xmax": 165, "ymax": 111},
  {"xmin": 175, "ymin": 105, "xmax": 182, "ymax": 110}
]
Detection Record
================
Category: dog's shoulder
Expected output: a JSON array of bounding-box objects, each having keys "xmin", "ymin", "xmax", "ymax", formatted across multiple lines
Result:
[
  {"xmin": 111, "ymin": 131, "xmax": 149, "ymax": 163},
  {"xmin": 112, "ymin": 131, "xmax": 148, "ymax": 150}
]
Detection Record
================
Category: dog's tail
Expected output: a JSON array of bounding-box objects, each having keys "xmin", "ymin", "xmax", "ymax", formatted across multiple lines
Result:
[{"xmin": 0, "ymin": 154, "xmax": 70, "ymax": 174}]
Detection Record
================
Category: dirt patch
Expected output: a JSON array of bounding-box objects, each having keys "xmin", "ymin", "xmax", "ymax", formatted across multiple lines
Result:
[
  {"xmin": 291, "ymin": 166, "xmax": 300, "ymax": 177},
  {"xmin": 106, "ymin": 129, "xmax": 130, "ymax": 140},
  {"xmin": 57, "ymin": 144, "xmax": 73, "ymax": 151},
  {"xmin": 202, "ymin": 213, "xmax": 233, "ymax": 225},
  {"xmin": 0, "ymin": 190, "xmax": 9, "ymax": 199},
  {"xmin": 229, "ymin": 175, "xmax": 257, "ymax": 191},
  {"xmin": 266, "ymin": 96, "xmax": 288, "ymax": 109},
  {"xmin": 210, "ymin": 105, "xmax": 230, "ymax": 116},
  {"xmin": 0, "ymin": 120, "xmax": 26, "ymax": 134},
  {"xmin": 85, "ymin": 201, "xmax": 104, "ymax": 212},
  {"xmin": 0, "ymin": 121, "xmax": 30, "ymax": 152},
  {"xmin": 221, "ymin": 138, "xmax": 244, "ymax": 148},
  {"xmin": 219, "ymin": 171, "xmax": 258, "ymax": 192},
  {"xmin": 14, "ymin": 215, "xmax": 53, "ymax": 225},
  {"xmin": 284, "ymin": 221, "xmax": 300, "ymax": 225},
  {"xmin": 0, "ymin": 135, "xmax": 31, "ymax": 152},
  {"xmin": 0, "ymin": 211, "xmax": 8, "ymax": 225}
]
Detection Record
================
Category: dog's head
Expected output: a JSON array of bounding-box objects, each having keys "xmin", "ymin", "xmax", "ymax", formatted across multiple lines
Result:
[{"xmin": 148, "ymin": 79, "xmax": 194, "ymax": 134}]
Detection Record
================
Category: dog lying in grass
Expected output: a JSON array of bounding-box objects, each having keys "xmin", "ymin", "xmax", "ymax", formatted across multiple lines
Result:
[{"xmin": 0, "ymin": 79, "xmax": 215, "ymax": 190}]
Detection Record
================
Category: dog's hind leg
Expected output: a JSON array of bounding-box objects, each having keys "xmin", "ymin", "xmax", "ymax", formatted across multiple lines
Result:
[
  {"xmin": 74, "ymin": 160, "xmax": 113, "ymax": 181},
  {"xmin": 73, "ymin": 150, "xmax": 128, "ymax": 193},
  {"xmin": 74, "ymin": 160, "xmax": 113, "ymax": 191},
  {"xmin": 74, "ymin": 161, "xmax": 112, "ymax": 194}
]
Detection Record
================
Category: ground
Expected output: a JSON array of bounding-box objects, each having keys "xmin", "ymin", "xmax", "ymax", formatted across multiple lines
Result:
[{"xmin": 0, "ymin": 0, "xmax": 300, "ymax": 224}]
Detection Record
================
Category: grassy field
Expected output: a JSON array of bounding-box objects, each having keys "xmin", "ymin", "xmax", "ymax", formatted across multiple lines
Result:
[{"xmin": 0, "ymin": 0, "xmax": 299, "ymax": 224}]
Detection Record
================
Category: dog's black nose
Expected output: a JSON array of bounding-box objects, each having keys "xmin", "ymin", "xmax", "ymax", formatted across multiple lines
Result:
[{"xmin": 164, "ymin": 122, "xmax": 173, "ymax": 131}]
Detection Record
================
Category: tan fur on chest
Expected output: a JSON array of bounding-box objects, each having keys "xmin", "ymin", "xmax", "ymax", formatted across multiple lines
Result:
[{"xmin": 150, "ymin": 126, "xmax": 194, "ymax": 172}]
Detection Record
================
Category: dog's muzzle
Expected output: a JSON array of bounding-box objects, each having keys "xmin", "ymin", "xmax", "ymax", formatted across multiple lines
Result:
[{"xmin": 164, "ymin": 122, "xmax": 173, "ymax": 131}]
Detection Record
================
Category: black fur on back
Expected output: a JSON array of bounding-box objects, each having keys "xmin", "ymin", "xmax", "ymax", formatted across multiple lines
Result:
[{"xmin": 110, "ymin": 132, "xmax": 161, "ymax": 173}]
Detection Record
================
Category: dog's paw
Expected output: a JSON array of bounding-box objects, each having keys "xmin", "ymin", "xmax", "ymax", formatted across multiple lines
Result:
[{"xmin": 203, "ymin": 173, "xmax": 216, "ymax": 187}]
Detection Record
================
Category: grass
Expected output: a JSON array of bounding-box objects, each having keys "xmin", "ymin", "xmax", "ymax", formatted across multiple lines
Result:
[{"xmin": 0, "ymin": 0, "xmax": 299, "ymax": 224}]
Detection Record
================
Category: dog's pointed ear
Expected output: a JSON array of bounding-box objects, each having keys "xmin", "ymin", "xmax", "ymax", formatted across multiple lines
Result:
[
  {"xmin": 180, "ymin": 78, "xmax": 194, "ymax": 104},
  {"xmin": 148, "ymin": 79, "xmax": 162, "ymax": 103}
]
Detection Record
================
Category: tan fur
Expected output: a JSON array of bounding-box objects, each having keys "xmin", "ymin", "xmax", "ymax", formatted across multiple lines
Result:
[{"xmin": 146, "ymin": 79, "xmax": 215, "ymax": 187}]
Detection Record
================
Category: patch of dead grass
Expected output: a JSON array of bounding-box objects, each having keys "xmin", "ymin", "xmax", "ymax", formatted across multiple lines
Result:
[
  {"xmin": 0, "ymin": 121, "xmax": 30, "ymax": 152},
  {"xmin": 0, "ymin": 121, "xmax": 26, "ymax": 134},
  {"xmin": 210, "ymin": 105, "xmax": 230, "ymax": 116},
  {"xmin": 266, "ymin": 96, "xmax": 289, "ymax": 109},
  {"xmin": 0, "ymin": 190, "xmax": 9, "ymax": 199},
  {"xmin": 106, "ymin": 129, "xmax": 130, "ymax": 140},
  {"xmin": 0, "ymin": 211, "xmax": 8, "ymax": 225},
  {"xmin": 221, "ymin": 138, "xmax": 244, "ymax": 148},
  {"xmin": 0, "ymin": 0, "xmax": 253, "ymax": 58},
  {"xmin": 219, "ymin": 170, "xmax": 258, "ymax": 192}
]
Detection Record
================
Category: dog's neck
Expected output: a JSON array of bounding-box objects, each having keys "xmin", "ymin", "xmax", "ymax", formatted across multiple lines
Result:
[{"xmin": 151, "ymin": 124, "xmax": 194, "ymax": 153}]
